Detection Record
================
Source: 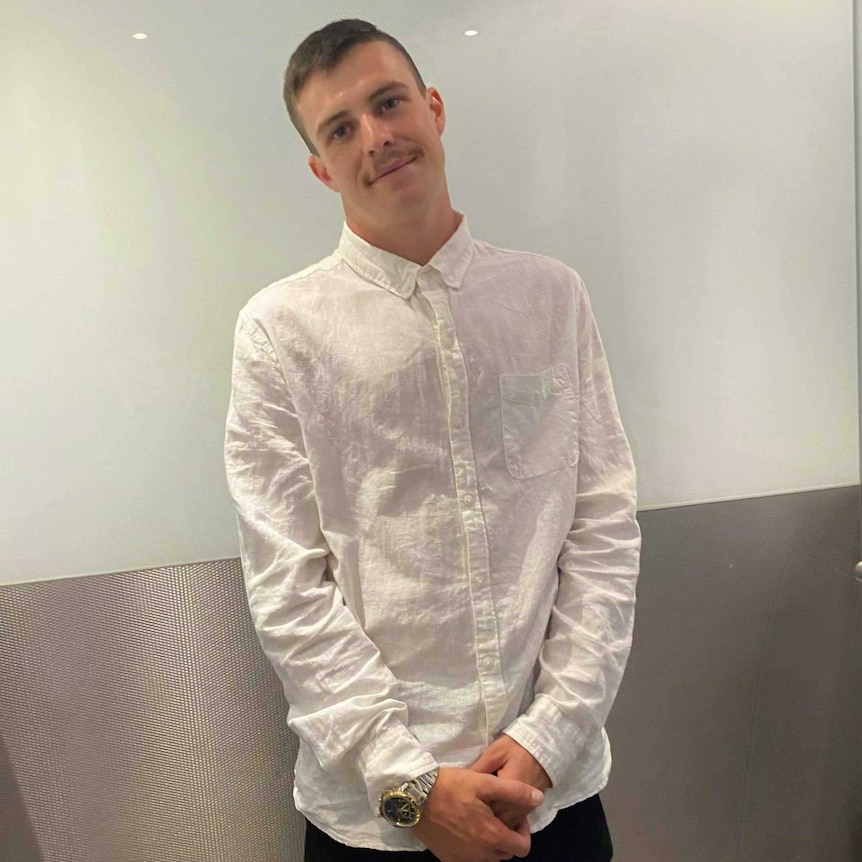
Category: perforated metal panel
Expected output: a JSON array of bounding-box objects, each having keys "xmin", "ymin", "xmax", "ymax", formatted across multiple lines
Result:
[{"xmin": 0, "ymin": 560, "xmax": 303, "ymax": 862}]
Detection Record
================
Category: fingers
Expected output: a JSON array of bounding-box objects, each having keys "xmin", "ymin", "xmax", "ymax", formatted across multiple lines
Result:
[
  {"xmin": 490, "ymin": 819, "xmax": 531, "ymax": 860},
  {"xmin": 492, "ymin": 819, "xmax": 531, "ymax": 860},
  {"xmin": 491, "ymin": 801, "xmax": 530, "ymax": 830},
  {"xmin": 497, "ymin": 809, "xmax": 524, "ymax": 830},
  {"xmin": 469, "ymin": 746, "xmax": 506, "ymax": 774}
]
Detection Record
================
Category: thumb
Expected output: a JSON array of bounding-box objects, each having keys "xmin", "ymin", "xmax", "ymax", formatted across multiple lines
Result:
[{"xmin": 477, "ymin": 774, "xmax": 544, "ymax": 809}]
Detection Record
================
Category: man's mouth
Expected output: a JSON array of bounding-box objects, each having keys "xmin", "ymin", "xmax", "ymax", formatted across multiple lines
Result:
[{"xmin": 375, "ymin": 157, "xmax": 414, "ymax": 181}]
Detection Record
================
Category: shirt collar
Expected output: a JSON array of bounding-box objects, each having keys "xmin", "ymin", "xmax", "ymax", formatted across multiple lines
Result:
[{"xmin": 335, "ymin": 210, "xmax": 475, "ymax": 299}]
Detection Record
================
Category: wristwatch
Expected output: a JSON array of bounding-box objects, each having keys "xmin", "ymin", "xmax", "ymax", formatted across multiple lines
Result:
[{"xmin": 378, "ymin": 768, "xmax": 439, "ymax": 828}]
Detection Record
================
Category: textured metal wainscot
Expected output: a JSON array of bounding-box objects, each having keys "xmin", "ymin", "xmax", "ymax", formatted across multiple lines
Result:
[
  {"xmin": 0, "ymin": 559, "xmax": 303, "ymax": 862},
  {"xmin": 2, "ymin": 487, "xmax": 861, "ymax": 862}
]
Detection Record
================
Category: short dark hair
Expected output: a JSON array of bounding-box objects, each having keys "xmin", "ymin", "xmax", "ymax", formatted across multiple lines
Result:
[{"xmin": 284, "ymin": 19, "xmax": 427, "ymax": 157}]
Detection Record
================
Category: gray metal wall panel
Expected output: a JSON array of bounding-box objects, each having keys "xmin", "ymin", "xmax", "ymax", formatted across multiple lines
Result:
[
  {"xmin": 0, "ymin": 560, "xmax": 302, "ymax": 862},
  {"xmin": 603, "ymin": 486, "xmax": 862, "ymax": 861},
  {"xmin": 1, "ymin": 487, "xmax": 860, "ymax": 861}
]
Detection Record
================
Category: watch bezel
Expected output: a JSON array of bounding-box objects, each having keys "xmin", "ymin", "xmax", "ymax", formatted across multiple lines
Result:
[{"xmin": 379, "ymin": 788, "xmax": 422, "ymax": 827}]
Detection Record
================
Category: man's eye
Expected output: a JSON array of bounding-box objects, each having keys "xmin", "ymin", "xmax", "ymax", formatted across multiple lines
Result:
[{"xmin": 331, "ymin": 98, "xmax": 401, "ymax": 141}]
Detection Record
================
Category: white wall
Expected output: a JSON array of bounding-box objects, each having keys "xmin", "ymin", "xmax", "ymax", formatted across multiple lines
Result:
[{"xmin": 2, "ymin": 0, "xmax": 857, "ymax": 584}]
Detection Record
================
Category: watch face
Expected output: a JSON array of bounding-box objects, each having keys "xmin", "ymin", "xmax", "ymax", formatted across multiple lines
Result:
[{"xmin": 381, "ymin": 792, "xmax": 420, "ymax": 827}]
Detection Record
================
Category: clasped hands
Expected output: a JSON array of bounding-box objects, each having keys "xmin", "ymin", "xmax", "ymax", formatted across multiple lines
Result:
[
  {"xmin": 470, "ymin": 733, "xmax": 552, "ymax": 828},
  {"xmin": 412, "ymin": 734, "xmax": 552, "ymax": 862}
]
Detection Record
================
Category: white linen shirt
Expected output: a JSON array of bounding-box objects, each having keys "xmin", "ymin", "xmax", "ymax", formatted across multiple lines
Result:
[{"xmin": 224, "ymin": 211, "xmax": 641, "ymax": 851}]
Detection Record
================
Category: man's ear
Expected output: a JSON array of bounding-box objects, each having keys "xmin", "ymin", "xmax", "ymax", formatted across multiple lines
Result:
[
  {"xmin": 427, "ymin": 87, "xmax": 446, "ymax": 137},
  {"xmin": 308, "ymin": 155, "xmax": 340, "ymax": 192}
]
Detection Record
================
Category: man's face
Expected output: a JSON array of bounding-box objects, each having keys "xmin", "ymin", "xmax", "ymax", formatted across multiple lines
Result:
[{"xmin": 296, "ymin": 41, "xmax": 447, "ymax": 228}]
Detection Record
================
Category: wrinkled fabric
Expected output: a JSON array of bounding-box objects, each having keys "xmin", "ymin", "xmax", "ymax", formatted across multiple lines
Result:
[{"xmin": 224, "ymin": 211, "xmax": 641, "ymax": 851}]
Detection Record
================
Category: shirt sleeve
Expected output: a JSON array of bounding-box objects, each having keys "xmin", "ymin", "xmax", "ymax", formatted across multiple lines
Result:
[
  {"xmin": 502, "ymin": 275, "xmax": 642, "ymax": 788},
  {"xmin": 224, "ymin": 312, "xmax": 438, "ymax": 814}
]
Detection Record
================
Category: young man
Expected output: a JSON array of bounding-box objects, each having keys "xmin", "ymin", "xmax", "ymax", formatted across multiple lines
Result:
[{"xmin": 224, "ymin": 19, "xmax": 641, "ymax": 862}]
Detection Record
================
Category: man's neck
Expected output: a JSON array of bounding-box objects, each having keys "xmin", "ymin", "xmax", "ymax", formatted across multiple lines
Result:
[{"xmin": 346, "ymin": 204, "xmax": 462, "ymax": 267}]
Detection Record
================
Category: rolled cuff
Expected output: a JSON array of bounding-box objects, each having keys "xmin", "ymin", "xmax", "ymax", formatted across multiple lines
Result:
[
  {"xmin": 502, "ymin": 695, "xmax": 588, "ymax": 789},
  {"xmin": 356, "ymin": 723, "xmax": 439, "ymax": 817}
]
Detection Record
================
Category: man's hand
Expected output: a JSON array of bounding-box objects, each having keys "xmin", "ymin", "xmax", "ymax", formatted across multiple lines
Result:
[
  {"xmin": 412, "ymin": 767, "xmax": 543, "ymax": 862},
  {"xmin": 468, "ymin": 735, "xmax": 552, "ymax": 829}
]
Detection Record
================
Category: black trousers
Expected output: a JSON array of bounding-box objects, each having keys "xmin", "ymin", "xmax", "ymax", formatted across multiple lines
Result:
[{"xmin": 304, "ymin": 793, "xmax": 613, "ymax": 861}]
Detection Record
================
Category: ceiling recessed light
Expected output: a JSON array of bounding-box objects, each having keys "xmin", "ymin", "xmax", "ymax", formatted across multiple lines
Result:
[
  {"xmin": 132, "ymin": 33, "xmax": 148, "ymax": 40},
  {"xmin": 464, "ymin": 30, "xmax": 479, "ymax": 37}
]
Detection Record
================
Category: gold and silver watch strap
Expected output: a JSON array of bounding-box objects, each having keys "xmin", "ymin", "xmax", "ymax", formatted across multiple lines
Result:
[{"xmin": 408, "ymin": 768, "xmax": 438, "ymax": 804}]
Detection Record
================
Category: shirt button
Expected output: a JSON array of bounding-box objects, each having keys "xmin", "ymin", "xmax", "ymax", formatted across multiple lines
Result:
[
  {"xmin": 482, "ymin": 658, "xmax": 493, "ymax": 671},
  {"xmin": 463, "ymin": 494, "xmax": 473, "ymax": 505}
]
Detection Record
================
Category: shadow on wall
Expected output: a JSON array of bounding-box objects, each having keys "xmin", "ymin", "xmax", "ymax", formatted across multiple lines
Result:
[{"xmin": 0, "ymin": 730, "xmax": 44, "ymax": 862}]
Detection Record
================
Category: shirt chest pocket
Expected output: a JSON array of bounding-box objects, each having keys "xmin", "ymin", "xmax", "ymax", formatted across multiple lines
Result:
[{"xmin": 499, "ymin": 364, "xmax": 579, "ymax": 479}]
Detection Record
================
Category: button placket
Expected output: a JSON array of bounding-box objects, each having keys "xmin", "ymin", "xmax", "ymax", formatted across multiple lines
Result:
[{"xmin": 417, "ymin": 275, "xmax": 506, "ymax": 741}]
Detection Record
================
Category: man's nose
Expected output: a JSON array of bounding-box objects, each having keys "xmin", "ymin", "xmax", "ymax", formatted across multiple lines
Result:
[{"xmin": 360, "ymin": 114, "xmax": 394, "ymax": 153}]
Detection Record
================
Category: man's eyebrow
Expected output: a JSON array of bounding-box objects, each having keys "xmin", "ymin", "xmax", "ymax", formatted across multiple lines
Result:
[{"xmin": 315, "ymin": 81, "xmax": 410, "ymax": 139}]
